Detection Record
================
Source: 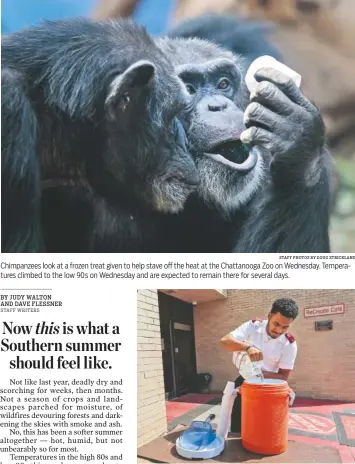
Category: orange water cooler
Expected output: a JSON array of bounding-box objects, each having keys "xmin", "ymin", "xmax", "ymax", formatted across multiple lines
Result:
[{"xmin": 240, "ymin": 378, "xmax": 291, "ymax": 455}]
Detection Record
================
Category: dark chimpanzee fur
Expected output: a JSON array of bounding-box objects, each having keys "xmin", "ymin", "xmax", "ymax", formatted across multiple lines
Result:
[
  {"xmin": 2, "ymin": 68, "xmax": 43, "ymax": 252},
  {"xmin": 155, "ymin": 15, "xmax": 332, "ymax": 252},
  {"xmin": 1, "ymin": 19, "xmax": 198, "ymax": 252}
]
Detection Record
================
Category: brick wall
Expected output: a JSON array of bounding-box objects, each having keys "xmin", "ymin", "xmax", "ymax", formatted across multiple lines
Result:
[
  {"xmin": 137, "ymin": 290, "xmax": 167, "ymax": 447},
  {"xmin": 193, "ymin": 290, "xmax": 355, "ymax": 401}
]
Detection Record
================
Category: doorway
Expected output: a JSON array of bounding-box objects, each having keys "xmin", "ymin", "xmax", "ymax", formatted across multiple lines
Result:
[{"xmin": 158, "ymin": 292, "xmax": 197, "ymax": 399}]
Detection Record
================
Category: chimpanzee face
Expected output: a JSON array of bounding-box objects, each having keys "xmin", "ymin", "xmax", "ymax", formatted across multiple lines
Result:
[
  {"xmin": 103, "ymin": 58, "xmax": 199, "ymax": 214},
  {"xmin": 157, "ymin": 37, "xmax": 265, "ymax": 216}
]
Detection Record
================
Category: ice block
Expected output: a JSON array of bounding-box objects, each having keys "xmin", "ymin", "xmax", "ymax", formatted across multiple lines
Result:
[{"xmin": 245, "ymin": 55, "xmax": 302, "ymax": 93}]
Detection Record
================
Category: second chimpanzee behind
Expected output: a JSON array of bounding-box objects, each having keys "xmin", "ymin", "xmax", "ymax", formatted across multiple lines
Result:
[{"xmin": 156, "ymin": 16, "xmax": 332, "ymax": 252}]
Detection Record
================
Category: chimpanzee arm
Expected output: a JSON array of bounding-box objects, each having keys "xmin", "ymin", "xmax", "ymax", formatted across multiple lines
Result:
[
  {"xmin": 234, "ymin": 68, "xmax": 332, "ymax": 253},
  {"xmin": 235, "ymin": 161, "xmax": 331, "ymax": 252},
  {"xmin": 90, "ymin": 197, "xmax": 162, "ymax": 253},
  {"xmin": 1, "ymin": 69, "xmax": 43, "ymax": 252},
  {"xmin": 42, "ymin": 185, "xmax": 161, "ymax": 253}
]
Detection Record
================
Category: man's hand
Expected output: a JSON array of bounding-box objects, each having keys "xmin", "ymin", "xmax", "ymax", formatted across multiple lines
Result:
[{"xmin": 247, "ymin": 346, "xmax": 263, "ymax": 362}]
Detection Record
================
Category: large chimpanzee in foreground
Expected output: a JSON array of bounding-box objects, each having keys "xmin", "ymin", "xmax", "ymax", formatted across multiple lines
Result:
[
  {"xmin": 155, "ymin": 15, "xmax": 332, "ymax": 252},
  {"xmin": 1, "ymin": 19, "xmax": 197, "ymax": 252}
]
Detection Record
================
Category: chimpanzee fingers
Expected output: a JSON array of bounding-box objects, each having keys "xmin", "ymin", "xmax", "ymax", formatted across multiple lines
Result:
[
  {"xmin": 254, "ymin": 67, "xmax": 314, "ymax": 112},
  {"xmin": 240, "ymin": 126, "xmax": 274, "ymax": 151},
  {"xmin": 250, "ymin": 80, "xmax": 296, "ymax": 117},
  {"xmin": 244, "ymin": 102, "xmax": 285, "ymax": 135},
  {"xmin": 250, "ymin": 76, "xmax": 325, "ymax": 147}
]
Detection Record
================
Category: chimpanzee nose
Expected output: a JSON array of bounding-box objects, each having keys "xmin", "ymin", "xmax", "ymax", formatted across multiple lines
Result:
[
  {"xmin": 208, "ymin": 101, "xmax": 228, "ymax": 112},
  {"xmin": 200, "ymin": 95, "xmax": 232, "ymax": 113}
]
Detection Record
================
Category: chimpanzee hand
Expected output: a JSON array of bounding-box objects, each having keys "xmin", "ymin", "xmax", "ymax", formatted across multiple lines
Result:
[{"xmin": 241, "ymin": 67, "xmax": 326, "ymax": 185}]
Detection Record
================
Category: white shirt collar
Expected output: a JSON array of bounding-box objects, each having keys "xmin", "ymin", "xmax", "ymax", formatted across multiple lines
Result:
[{"xmin": 255, "ymin": 319, "xmax": 268, "ymax": 333}]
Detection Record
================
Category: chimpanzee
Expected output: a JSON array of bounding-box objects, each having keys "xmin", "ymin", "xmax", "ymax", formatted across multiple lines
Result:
[
  {"xmin": 1, "ymin": 19, "xmax": 197, "ymax": 253},
  {"xmin": 155, "ymin": 15, "xmax": 332, "ymax": 252},
  {"xmin": 3, "ymin": 16, "xmax": 332, "ymax": 253}
]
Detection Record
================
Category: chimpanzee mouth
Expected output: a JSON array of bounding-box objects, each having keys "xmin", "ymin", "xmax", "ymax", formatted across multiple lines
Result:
[{"xmin": 204, "ymin": 140, "xmax": 257, "ymax": 172}]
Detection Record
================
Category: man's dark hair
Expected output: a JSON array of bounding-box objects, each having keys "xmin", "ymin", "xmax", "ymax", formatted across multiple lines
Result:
[{"xmin": 271, "ymin": 298, "xmax": 299, "ymax": 319}]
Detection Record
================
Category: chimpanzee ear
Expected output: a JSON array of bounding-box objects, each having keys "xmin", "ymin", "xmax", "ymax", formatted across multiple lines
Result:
[{"xmin": 105, "ymin": 60, "xmax": 156, "ymax": 113}]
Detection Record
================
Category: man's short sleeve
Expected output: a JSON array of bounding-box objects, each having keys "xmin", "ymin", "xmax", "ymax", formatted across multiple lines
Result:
[
  {"xmin": 230, "ymin": 321, "xmax": 253, "ymax": 342},
  {"xmin": 279, "ymin": 341, "xmax": 298, "ymax": 370}
]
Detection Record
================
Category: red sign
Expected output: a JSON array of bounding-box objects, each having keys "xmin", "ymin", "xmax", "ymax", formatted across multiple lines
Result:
[
  {"xmin": 304, "ymin": 303, "xmax": 345, "ymax": 318},
  {"xmin": 289, "ymin": 414, "xmax": 336, "ymax": 434}
]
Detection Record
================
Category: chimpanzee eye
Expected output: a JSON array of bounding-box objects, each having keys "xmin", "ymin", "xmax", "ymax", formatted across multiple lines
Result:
[
  {"xmin": 218, "ymin": 78, "xmax": 230, "ymax": 90},
  {"xmin": 185, "ymin": 84, "xmax": 196, "ymax": 95}
]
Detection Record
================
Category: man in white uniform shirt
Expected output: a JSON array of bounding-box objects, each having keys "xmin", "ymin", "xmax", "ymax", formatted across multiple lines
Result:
[{"xmin": 220, "ymin": 298, "xmax": 298, "ymax": 433}]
